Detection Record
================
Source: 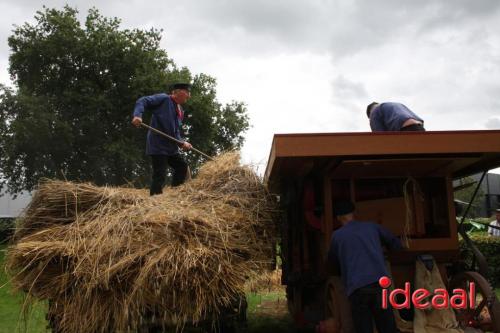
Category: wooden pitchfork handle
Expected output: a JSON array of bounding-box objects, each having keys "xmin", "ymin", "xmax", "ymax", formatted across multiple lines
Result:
[{"xmin": 139, "ymin": 123, "xmax": 214, "ymax": 161}]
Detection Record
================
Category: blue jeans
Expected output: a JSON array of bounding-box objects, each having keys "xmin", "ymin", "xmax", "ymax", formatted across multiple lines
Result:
[{"xmin": 349, "ymin": 283, "xmax": 398, "ymax": 333}]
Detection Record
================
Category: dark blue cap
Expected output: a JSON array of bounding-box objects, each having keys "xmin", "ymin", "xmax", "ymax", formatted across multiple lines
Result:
[
  {"xmin": 170, "ymin": 83, "xmax": 191, "ymax": 91},
  {"xmin": 333, "ymin": 200, "xmax": 355, "ymax": 216}
]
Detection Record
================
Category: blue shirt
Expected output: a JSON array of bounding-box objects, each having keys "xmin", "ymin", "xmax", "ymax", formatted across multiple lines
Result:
[
  {"xmin": 133, "ymin": 93, "xmax": 182, "ymax": 155},
  {"xmin": 370, "ymin": 102, "xmax": 424, "ymax": 131},
  {"xmin": 328, "ymin": 220, "xmax": 402, "ymax": 296}
]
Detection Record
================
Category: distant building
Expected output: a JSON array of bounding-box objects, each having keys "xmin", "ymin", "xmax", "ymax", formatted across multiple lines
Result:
[
  {"xmin": 0, "ymin": 190, "xmax": 32, "ymax": 218},
  {"xmin": 470, "ymin": 172, "xmax": 500, "ymax": 217}
]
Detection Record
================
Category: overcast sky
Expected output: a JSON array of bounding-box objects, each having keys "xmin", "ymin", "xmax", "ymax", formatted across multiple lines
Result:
[{"xmin": 1, "ymin": 0, "xmax": 500, "ymax": 173}]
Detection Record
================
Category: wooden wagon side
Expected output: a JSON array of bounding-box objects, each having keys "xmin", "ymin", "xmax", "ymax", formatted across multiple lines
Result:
[{"xmin": 265, "ymin": 130, "xmax": 500, "ymax": 333}]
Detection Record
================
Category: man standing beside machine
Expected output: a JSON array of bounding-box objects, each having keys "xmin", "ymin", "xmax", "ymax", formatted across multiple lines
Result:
[{"xmin": 328, "ymin": 200, "xmax": 402, "ymax": 333}]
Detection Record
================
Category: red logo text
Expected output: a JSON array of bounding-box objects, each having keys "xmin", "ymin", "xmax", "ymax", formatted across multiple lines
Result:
[{"xmin": 378, "ymin": 276, "xmax": 475, "ymax": 310}]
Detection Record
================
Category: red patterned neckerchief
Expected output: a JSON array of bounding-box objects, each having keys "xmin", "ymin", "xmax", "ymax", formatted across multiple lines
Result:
[
  {"xmin": 176, "ymin": 104, "xmax": 184, "ymax": 122},
  {"xmin": 170, "ymin": 95, "xmax": 184, "ymax": 122}
]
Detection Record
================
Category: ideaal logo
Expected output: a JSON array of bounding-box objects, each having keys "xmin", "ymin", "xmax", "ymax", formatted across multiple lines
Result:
[{"xmin": 379, "ymin": 276, "xmax": 475, "ymax": 310}]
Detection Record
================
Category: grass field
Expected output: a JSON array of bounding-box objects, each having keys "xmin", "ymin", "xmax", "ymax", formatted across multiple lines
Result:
[
  {"xmin": 246, "ymin": 291, "xmax": 293, "ymax": 332},
  {"xmin": 0, "ymin": 245, "xmax": 48, "ymax": 333}
]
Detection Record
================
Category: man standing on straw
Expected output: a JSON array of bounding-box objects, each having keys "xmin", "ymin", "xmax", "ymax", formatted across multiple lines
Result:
[{"xmin": 132, "ymin": 83, "xmax": 193, "ymax": 195}]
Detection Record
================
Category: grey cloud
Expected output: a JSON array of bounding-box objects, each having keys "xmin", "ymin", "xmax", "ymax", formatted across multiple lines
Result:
[
  {"xmin": 417, "ymin": 0, "xmax": 500, "ymax": 31},
  {"xmin": 485, "ymin": 117, "xmax": 500, "ymax": 129},
  {"xmin": 4, "ymin": 0, "xmax": 500, "ymax": 59},
  {"xmin": 175, "ymin": 0, "xmax": 500, "ymax": 57},
  {"xmin": 195, "ymin": 0, "xmax": 314, "ymax": 35},
  {"xmin": 0, "ymin": 30, "xmax": 11, "ymax": 55},
  {"xmin": 327, "ymin": 0, "xmax": 500, "ymax": 57},
  {"xmin": 330, "ymin": 75, "xmax": 368, "ymax": 131},
  {"xmin": 332, "ymin": 75, "xmax": 368, "ymax": 100}
]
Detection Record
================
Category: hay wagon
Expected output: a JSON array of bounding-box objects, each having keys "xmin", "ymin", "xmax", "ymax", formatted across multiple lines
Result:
[{"xmin": 264, "ymin": 130, "xmax": 500, "ymax": 333}]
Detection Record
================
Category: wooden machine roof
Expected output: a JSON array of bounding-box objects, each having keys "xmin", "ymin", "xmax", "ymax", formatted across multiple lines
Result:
[{"xmin": 264, "ymin": 130, "xmax": 500, "ymax": 188}]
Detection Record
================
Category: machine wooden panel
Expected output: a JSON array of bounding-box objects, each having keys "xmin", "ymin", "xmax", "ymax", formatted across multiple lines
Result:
[
  {"xmin": 265, "ymin": 130, "xmax": 500, "ymax": 185},
  {"xmin": 355, "ymin": 198, "xmax": 415, "ymax": 236},
  {"xmin": 330, "ymin": 158, "xmax": 476, "ymax": 179}
]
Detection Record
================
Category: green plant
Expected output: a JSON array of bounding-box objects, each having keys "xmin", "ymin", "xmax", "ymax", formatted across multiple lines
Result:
[
  {"xmin": 0, "ymin": 245, "xmax": 48, "ymax": 332},
  {"xmin": 459, "ymin": 234, "xmax": 500, "ymax": 287},
  {"xmin": 459, "ymin": 217, "xmax": 488, "ymax": 234}
]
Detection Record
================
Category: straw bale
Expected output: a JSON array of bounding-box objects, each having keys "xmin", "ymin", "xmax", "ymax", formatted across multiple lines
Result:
[{"xmin": 6, "ymin": 151, "xmax": 278, "ymax": 333}]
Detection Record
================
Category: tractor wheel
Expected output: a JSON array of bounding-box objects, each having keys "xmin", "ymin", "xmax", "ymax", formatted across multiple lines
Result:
[{"xmin": 449, "ymin": 271, "xmax": 500, "ymax": 333}]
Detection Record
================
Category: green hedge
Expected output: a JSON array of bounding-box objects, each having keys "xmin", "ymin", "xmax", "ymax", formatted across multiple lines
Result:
[
  {"xmin": 0, "ymin": 218, "xmax": 15, "ymax": 244},
  {"xmin": 459, "ymin": 234, "xmax": 500, "ymax": 288}
]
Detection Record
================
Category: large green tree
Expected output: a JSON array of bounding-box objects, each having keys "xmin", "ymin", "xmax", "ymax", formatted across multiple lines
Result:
[{"xmin": 0, "ymin": 6, "xmax": 249, "ymax": 194}]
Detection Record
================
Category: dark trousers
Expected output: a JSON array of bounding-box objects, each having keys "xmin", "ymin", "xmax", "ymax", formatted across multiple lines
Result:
[
  {"xmin": 349, "ymin": 283, "xmax": 398, "ymax": 333},
  {"xmin": 401, "ymin": 124, "xmax": 425, "ymax": 131},
  {"xmin": 150, "ymin": 154, "xmax": 188, "ymax": 196}
]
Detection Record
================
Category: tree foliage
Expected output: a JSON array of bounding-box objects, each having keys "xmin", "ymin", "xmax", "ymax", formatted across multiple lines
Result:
[
  {"xmin": 454, "ymin": 176, "xmax": 485, "ymax": 218},
  {"xmin": 0, "ymin": 6, "xmax": 249, "ymax": 193}
]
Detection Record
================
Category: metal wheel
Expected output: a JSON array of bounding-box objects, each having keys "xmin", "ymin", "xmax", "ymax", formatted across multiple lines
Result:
[{"xmin": 449, "ymin": 271, "xmax": 500, "ymax": 333}]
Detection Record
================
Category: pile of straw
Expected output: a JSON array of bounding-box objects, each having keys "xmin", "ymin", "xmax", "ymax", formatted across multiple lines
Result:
[
  {"xmin": 6, "ymin": 152, "xmax": 278, "ymax": 333},
  {"xmin": 245, "ymin": 269, "xmax": 283, "ymax": 293}
]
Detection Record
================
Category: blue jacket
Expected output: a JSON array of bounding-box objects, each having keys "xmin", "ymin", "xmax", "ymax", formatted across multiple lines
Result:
[
  {"xmin": 370, "ymin": 102, "xmax": 424, "ymax": 131},
  {"xmin": 133, "ymin": 93, "xmax": 182, "ymax": 155},
  {"xmin": 328, "ymin": 220, "xmax": 402, "ymax": 296}
]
